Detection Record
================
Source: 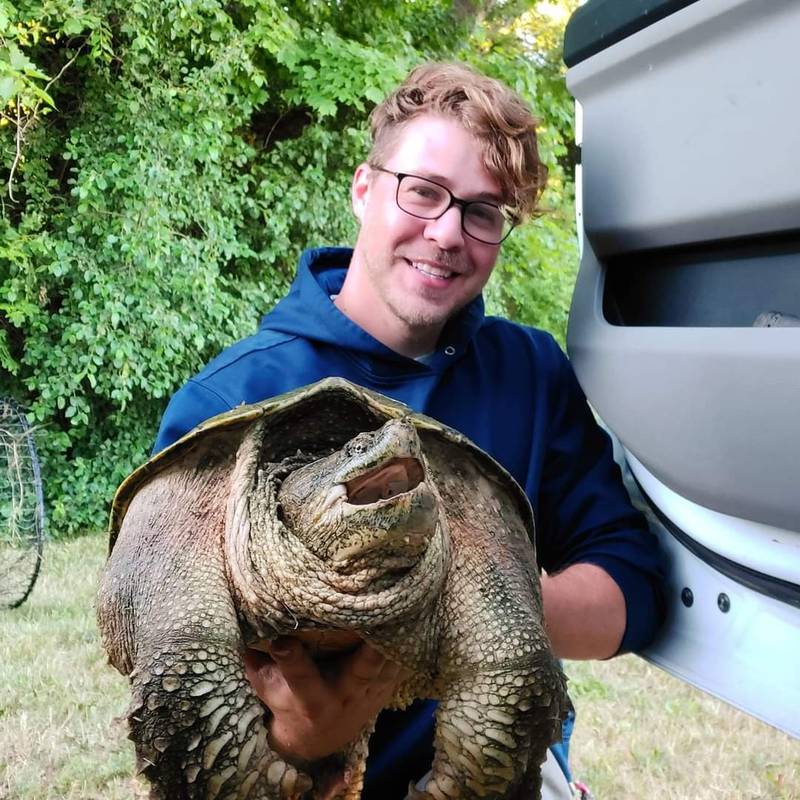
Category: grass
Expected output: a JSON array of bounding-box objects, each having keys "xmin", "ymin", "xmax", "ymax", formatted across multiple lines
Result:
[
  {"xmin": 565, "ymin": 659, "xmax": 799, "ymax": 799},
  {"xmin": 0, "ymin": 536, "xmax": 147, "ymax": 800},
  {"xmin": 1, "ymin": 535, "xmax": 797, "ymax": 799}
]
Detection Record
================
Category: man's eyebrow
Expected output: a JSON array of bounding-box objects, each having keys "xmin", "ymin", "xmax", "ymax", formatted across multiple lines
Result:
[{"xmin": 419, "ymin": 172, "xmax": 504, "ymax": 205}]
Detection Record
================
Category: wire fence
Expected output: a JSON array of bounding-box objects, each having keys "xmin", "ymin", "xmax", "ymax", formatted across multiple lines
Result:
[{"xmin": 0, "ymin": 398, "xmax": 45, "ymax": 608}]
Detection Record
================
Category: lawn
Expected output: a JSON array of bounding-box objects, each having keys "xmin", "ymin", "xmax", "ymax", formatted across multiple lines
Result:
[{"xmin": 1, "ymin": 536, "xmax": 797, "ymax": 799}]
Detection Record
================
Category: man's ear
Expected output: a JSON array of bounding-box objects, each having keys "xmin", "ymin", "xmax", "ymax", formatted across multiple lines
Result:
[{"xmin": 351, "ymin": 163, "xmax": 372, "ymax": 223}]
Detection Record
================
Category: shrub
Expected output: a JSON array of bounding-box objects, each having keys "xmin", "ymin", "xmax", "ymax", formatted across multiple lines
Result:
[{"xmin": 0, "ymin": 0, "xmax": 578, "ymax": 536}]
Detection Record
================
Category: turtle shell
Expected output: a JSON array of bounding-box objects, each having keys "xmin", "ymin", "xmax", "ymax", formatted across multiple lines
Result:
[{"xmin": 109, "ymin": 377, "xmax": 534, "ymax": 553}]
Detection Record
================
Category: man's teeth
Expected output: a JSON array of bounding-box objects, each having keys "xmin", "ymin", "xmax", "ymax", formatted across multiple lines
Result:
[{"xmin": 411, "ymin": 261, "xmax": 453, "ymax": 279}]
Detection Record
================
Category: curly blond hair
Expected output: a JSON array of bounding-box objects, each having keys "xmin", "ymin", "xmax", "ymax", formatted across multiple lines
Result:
[{"xmin": 368, "ymin": 62, "xmax": 547, "ymax": 220}]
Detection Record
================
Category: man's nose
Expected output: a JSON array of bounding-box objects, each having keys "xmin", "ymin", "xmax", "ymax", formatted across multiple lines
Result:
[{"xmin": 423, "ymin": 206, "xmax": 464, "ymax": 250}]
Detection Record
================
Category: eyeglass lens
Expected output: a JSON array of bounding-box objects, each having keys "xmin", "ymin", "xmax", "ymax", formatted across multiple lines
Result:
[{"xmin": 396, "ymin": 175, "xmax": 509, "ymax": 244}]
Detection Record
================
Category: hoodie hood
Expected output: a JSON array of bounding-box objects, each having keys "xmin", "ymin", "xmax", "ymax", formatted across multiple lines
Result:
[{"xmin": 260, "ymin": 247, "xmax": 486, "ymax": 373}]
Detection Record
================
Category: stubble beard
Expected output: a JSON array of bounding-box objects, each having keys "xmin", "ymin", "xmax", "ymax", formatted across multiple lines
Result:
[{"xmin": 370, "ymin": 252, "xmax": 462, "ymax": 334}]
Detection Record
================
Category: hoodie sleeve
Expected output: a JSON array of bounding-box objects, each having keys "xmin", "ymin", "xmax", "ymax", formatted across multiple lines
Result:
[
  {"xmin": 536, "ymin": 337, "xmax": 668, "ymax": 654},
  {"xmin": 152, "ymin": 378, "xmax": 233, "ymax": 454}
]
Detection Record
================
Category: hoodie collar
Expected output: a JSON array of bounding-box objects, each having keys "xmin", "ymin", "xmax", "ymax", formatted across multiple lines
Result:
[{"xmin": 261, "ymin": 247, "xmax": 486, "ymax": 372}]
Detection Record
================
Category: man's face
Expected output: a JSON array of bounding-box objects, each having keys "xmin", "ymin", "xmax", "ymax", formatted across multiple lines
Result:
[{"xmin": 349, "ymin": 114, "xmax": 504, "ymax": 344}]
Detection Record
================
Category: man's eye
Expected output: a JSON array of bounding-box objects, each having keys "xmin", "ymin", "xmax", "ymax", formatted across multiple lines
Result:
[
  {"xmin": 467, "ymin": 204, "xmax": 501, "ymax": 225},
  {"xmin": 408, "ymin": 184, "xmax": 441, "ymax": 200}
]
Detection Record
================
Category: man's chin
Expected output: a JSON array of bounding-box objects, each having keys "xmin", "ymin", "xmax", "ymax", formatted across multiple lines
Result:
[{"xmin": 394, "ymin": 303, "xmax": 453, "ymax": 333}]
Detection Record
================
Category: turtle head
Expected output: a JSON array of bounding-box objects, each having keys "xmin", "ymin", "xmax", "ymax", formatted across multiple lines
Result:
[{"xmin": 277, "ymin": 418, "xmax": 439, "ymax": 571}]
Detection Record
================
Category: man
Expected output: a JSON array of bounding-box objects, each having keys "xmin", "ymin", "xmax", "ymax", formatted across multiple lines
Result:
[{"xmin": 154, "ymin": 62, "xmax": 666, "ymax": 798}]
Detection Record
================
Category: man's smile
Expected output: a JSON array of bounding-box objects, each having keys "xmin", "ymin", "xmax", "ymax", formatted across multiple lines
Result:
[{"xmin": 402, "ymin": 257, "xmax": 459, "ymax": 282}]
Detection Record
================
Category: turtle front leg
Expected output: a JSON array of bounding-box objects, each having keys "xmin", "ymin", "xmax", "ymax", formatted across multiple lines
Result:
[
  {"xmin": 99, "ymin": 534, "xmax": 316, "ymax": 798},
  {"xmin": 409, "ymin": 665, "xmax": 566, "ymax": 800},
  {"xmin": 127, "ymin": 641, "xmax": 314, "ymax": 799}
]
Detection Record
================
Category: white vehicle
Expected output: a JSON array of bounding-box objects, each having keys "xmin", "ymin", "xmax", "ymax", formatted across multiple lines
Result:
[{"xmin": 563, "ymin": 0, "xmax": 799, "ymax": 739}]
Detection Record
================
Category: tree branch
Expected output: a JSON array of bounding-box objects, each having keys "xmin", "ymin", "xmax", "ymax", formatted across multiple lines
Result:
[{"xmin": 6, "ymin": 44, "xmax": 85, "ymax": 201}]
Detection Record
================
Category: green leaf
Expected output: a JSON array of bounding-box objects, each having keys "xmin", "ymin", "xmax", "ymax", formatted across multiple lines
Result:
[
  {"xmin": 8, "ymin": 44, "xmax": 37, "ymax": 73},
  {"xmin": 0, "ymin": 74, "xmax": 17, "ymax": 103},
  {"xmin": 0, "ymin": 329, "xmax": 18, "ymax": 374},
  {"xmin": 62, "ymin": 17, "xmax": 86, "ymax": 36}
]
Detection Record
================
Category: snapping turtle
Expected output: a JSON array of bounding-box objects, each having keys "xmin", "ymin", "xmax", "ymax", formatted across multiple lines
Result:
[{"xmin": 98, "ymin": 377, "xmax": 567, "ymax": 800}]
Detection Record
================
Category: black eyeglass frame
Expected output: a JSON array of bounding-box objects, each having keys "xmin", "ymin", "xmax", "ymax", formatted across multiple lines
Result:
[{"xmin": 370, "ymin": 165, "xmax": 517, "ymax": 245}]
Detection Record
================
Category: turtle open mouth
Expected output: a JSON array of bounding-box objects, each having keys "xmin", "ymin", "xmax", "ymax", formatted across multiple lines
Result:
[{"xmin": 345, "ymin": 457, "xmax": 425, "ymax": 505}]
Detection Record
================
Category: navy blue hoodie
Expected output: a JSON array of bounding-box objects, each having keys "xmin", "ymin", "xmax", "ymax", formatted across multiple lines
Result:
[{"xmin": 155, "ymin": 247, "xmax": 666, "ymax": 793}]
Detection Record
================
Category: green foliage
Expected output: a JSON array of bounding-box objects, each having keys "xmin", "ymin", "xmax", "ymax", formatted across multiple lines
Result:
[
  {"xmin": 473, "ymin": 0, "xmax": 581, "ymax": 337},
  {"xmin": 0, "ymin": 0, "xmax": 579, "ymax": 537}
]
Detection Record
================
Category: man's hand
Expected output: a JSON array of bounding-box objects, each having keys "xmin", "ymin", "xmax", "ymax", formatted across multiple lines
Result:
[{"xmin": 243, "ymin": 638, "xmax": 408, "ymax": 762}]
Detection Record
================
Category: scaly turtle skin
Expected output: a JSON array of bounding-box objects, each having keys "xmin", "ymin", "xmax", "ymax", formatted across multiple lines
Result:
[{"xmin": 98, "ymin": 377, "xmax": 568, "ymax": 800}]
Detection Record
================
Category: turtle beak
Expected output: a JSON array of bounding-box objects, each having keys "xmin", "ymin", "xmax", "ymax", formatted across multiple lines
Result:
[
  {"xmin": 330, "ymin": 418, "xmax": 426, "ymax": 509},
  {"xmin": 343, "ymin": 457, "xmax": 425, "ymax": 506}
]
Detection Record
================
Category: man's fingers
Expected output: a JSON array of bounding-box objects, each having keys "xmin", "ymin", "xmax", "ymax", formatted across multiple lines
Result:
[
  {"xmin": 242, "ymin": 648, "xmax": 278, "ymax": 702},
  {"xmin": 246, "ymin": 639, "xmax": 406, "ymax": 724},
  {"xmin": 348, "ymin": 643, "xmax": 388, "ymax": 682},
  {"xmin": 265, "ymin": 636, "xmax": 305, "ymax": 667},
  {"xmin": 265, "ymin": 637, "xmax": 329, "ymax": 714},
  {"xmin": 342, "ymin": 643, "xmax": 407, "ymax": 693},
  {"xmin": 243, "ymin": 639, "xmax": 409, "ymax": 761},
  {"xmin": 242, "ymin": 647, "xmax": 270, "ymax": 676}
]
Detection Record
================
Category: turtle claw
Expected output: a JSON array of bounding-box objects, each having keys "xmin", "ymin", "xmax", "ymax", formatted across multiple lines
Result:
[{"xmin": 405, "ymin": 782, "xmax": 432, "ymax": 800}]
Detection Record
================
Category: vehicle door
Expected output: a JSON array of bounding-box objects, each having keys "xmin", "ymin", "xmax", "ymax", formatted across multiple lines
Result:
[{"xmin": 563, "ymin": 0, "xmax": 799, "ymax": 738}]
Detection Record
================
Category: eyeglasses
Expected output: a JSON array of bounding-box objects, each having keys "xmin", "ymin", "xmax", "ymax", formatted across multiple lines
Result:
[{"xmin": 371, "ymin": 166, "xmax": 516, "ymax": 245}]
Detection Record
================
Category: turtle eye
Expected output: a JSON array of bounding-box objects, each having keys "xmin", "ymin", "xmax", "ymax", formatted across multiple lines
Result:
[{"xmin": 344, "ymin": 430, "xmax": 376, "ymax": 458}]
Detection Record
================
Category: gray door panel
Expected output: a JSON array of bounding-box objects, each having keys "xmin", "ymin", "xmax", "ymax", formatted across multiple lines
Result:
[
  {"xmin": 568, "ymin": 0, "xmax": 800, "ymax": 256},
  {"xmin": 568, "ymin": 242, "xmax": 800, "ymax": 533}
]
